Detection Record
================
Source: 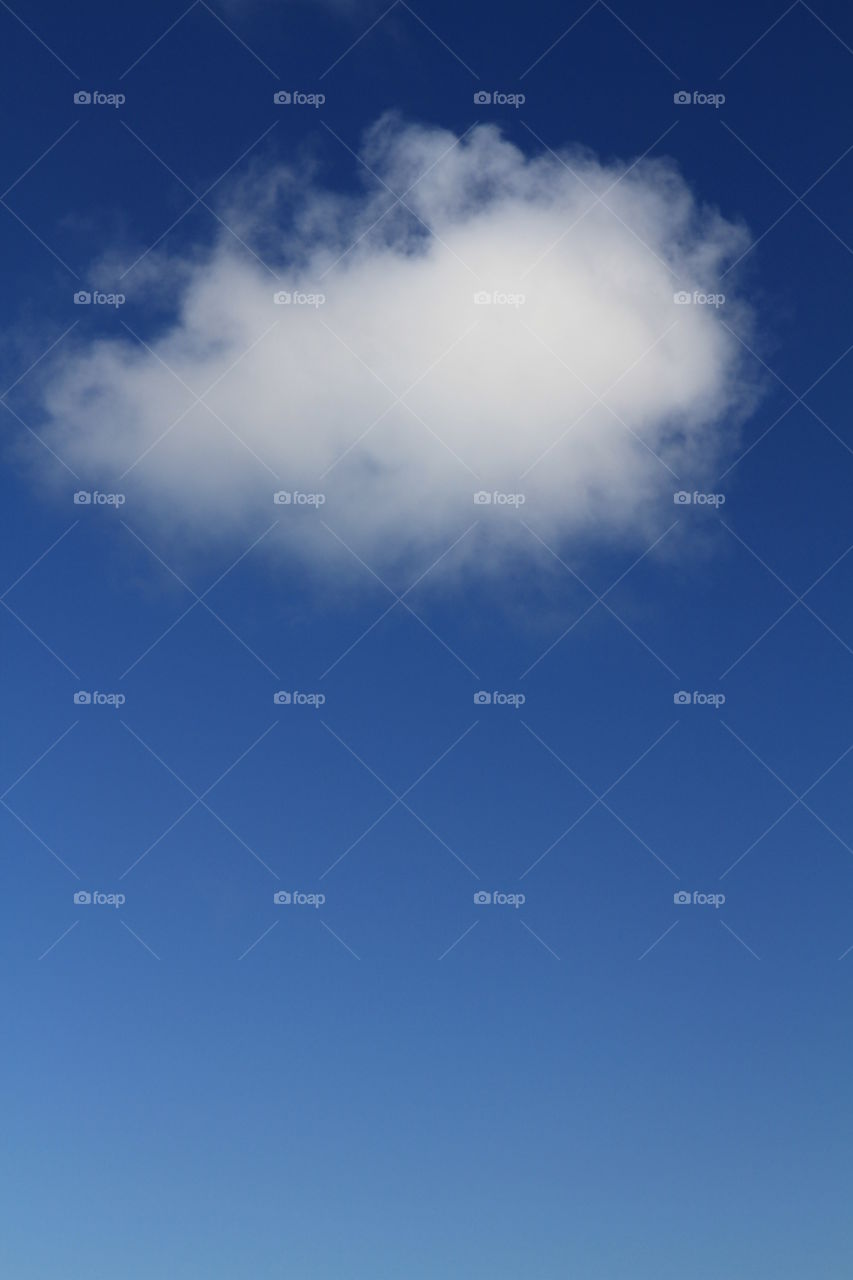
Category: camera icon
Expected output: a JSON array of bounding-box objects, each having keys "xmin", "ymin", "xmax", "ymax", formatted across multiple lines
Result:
[
  {"xmin": 273, "ymin": 291, "xmax": 292, "ymax": 304},
  {"xmin": 673, "ymin": 290, "xmax": 691, "ymax": 305},
  {"xmin": 473, "ymin": 690, "xmax": 492, "ymax": 705},
  {"xmin": 273, "ymin": 691, "xmax": 292, "ymax": 705},
  {"xmin": 473, "ymin": 290, "xmax": 492, "ymax": 305},
  {"xmin": 73, "ymin": 291, "xmax": 92, "ymax": 305},
  {"xmin": 73, "ymin": 890, "xmax": 92, "ymax": 904},
  {"xmin": 673, "ymin": 890, "xmax": 692, "ymax": 905},
  {"xmin": 673, "ymin": 690, "xmax": 691, "ymax": 705},
  {"xmin": 474, "ymin": 91, "xmax": 492, "ymax": 105},
  {"xmin": 473, "ymin": 490, "xmax": 492, "ymax": 505},
  {"xmin": 273, "ymin": 91, "xmax": 292, "ymax": 105},
  {"xmin": 673, "ymin": 90, "xmax": 691, "ymax": 105},
  {"xmin": 473, "ymin": 890, "xmax": 492, "ymax": 904},
  {"xmin": 673, "ymin": 490, "xmax": 692, "ymax": 504},
  {"xmin": 73, "ymin": 690, "xmax": 92, "ymax": 704},
  {"xmin": 273, "ymin": 890, "xmax": 292, "ymax": 904},
  {"xmin": 273, "ymin": 490, "xmax": 292, "ymax": 504},
  {"xmin": 73, "ymin": 490, "xmax": 92, "ymax": 504},
  {"xmin": 73, "ymin": 90, "xmax": 92, "ymax": 105}
]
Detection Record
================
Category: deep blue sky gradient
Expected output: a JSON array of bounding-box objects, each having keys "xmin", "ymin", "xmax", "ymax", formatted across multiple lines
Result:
[{"xmin": 2, "ymin": 1, "xmax": 853, "ymax": 1276}]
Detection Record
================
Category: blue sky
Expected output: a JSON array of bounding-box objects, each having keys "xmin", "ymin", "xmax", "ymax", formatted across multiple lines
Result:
[{"xmin": 2, "ymin": 1, "xmax": 853, "ymax": 1276}]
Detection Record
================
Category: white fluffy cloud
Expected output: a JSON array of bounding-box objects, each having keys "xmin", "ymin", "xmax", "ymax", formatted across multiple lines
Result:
[{"xmin": 36, "ymin": 117, "xmax": 754, "ymax": 576}]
